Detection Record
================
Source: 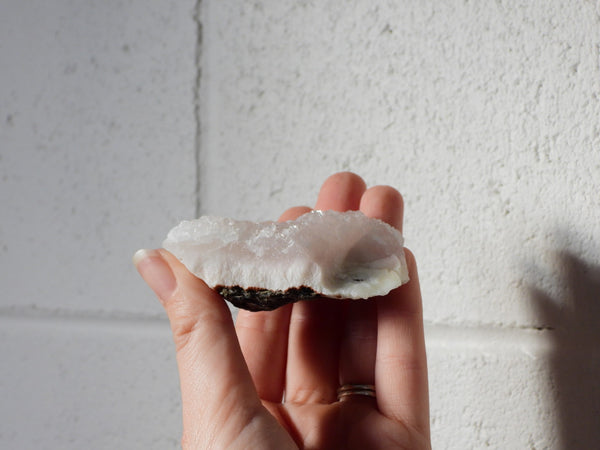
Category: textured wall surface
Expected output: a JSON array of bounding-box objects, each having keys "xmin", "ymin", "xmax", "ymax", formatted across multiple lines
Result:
[
  {"xmin": 200, "ymin": 1, "xmax": 600, "ymax": 448},
  {"xmin": 2, "ymin": 0, "xmax": 600, "ymax": 448},
  {"xmin": 1, "ymin": 1, "xmax": 197, "ymax": 448}
]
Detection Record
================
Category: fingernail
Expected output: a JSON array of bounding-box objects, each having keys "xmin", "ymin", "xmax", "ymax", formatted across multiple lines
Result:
[{"xmin": 133, "ymin": 249, "xmax": 177, "ymax": 302}]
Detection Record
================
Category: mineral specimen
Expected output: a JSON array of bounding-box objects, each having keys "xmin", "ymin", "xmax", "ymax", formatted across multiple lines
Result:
[{"xmin": 163, "ymin": 210, "xmax": 409, "ymax": 311}]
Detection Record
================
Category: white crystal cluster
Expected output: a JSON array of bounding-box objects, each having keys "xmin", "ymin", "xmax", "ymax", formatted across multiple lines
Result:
[{"xmin": 163, "ymin": 210, "xmax": 409, "ymax": 299}]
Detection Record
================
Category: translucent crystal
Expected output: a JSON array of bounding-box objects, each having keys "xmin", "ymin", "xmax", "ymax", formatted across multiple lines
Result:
[{"xmin": 163, "ymin": 210, "xmax": 409, "ymax": 309}]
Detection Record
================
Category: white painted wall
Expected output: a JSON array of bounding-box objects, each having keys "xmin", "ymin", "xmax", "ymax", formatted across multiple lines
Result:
[
  {"xmin": 1, "ymin": 1, "xmax": 197, "ymax": 448},
  {"xmin": 2, "ymin": 0, "xmax": 599, "ymax": 448},
  {"xmin": 200, "ymin": 2, "xmax": 600, "ymax": 447}
]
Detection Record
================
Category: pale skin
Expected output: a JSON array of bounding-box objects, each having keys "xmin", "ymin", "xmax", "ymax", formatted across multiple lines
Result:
[{"xmin": 134, "ymin": 172, "xmax": 431, "ymax": 449}]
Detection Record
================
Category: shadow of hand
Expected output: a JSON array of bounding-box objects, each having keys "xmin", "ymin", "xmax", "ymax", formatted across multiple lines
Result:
[{"xmin": 529, "ymin": 250, "xmax": 600, "ymax": 449}]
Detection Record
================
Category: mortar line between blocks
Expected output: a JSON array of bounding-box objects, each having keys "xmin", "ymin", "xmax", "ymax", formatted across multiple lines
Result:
[
  {"xmin": 424, "ymin": 321, "xmax": 553, "ymax": 356},
  {"xmin": 0, "ymin": 306, "xmax": 551, "ymax": 350},
  {"xmin": 193, "ymin": 0, "xmax": 203, "ymax": 219},
  {"xmin": 0, "ymin": 308, "xmax": 171, "ymax": 335}
]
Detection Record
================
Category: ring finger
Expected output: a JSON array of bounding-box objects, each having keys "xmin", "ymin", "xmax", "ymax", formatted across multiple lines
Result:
[{"xmin": 338, "ymin": 185, "xmax": 404, "ymax": 391}]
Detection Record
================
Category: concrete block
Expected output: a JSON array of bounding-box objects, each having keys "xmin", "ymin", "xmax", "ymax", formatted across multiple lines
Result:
[
  {"xmin": 0, "ymin": 0, "xmax": 197, "ymax": 315},
  {"xmin": 199, "ymin": 0, "xmax": 600, "ymax": 328},
  {"xmin": 0, "ymin": 316, "xmax": 181, "ymax": 449},
  {"xmin": 3, "ymin": 314, "xmax": 599, "ymax": 449},
  {"xmin": 426, "ymin": 324, "xmax": 600, "ymax": 449}
]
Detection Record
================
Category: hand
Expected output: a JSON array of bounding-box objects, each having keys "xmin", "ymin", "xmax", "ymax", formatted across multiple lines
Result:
[{"xmin": 134, "ymin": 172, "xmax": 430, "ymax": 449}]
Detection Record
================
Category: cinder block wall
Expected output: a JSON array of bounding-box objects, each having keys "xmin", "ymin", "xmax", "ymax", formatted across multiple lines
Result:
[
  {"xmin": 200, "ymin": 2, "xmax": 600, "ymax": 448},
  {"xmin": 2, "ymin": 1, "xmax": 599, "ymax": 448},
  {"xmin": 0, "ymin": 1, "xmax": 196, "ymax": 448}
]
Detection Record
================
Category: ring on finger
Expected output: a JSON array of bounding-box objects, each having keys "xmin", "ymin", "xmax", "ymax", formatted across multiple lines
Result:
[{"xmin": 337, "ymin": 384, "xmax": 376, "ymax": 401}]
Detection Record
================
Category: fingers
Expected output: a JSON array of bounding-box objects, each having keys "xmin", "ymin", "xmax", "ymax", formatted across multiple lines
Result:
[
  {"xmin": 285, "ymin": 172, "xmax": 367, "ymax": 403},
  {"xmin": 376, "ymin": 249, "xmax": 430, "ymax": 437},
  {"xmin": 359, "ymin": 185, "xmax": 404, "ymax": 234},
  {"xmin": 134, "ymin": 249, "xmax": 263, "ymax": 443},
  {"xmin": 314, "ymin": 171, "xmax": 367, "ymax": 212},
  {"xmin": 235, "ymin": 206, "xmax": 312, "ymax": 402},
  {"xmin": 278, "ymin": 206, "xmax": 313, "ymax": 222},
  {"xmin": 339, "ymin": 186, "xmax": 404, "ymax": 387},
  {"xmin": 338, "ymin": 300, "xmax": 378, "ymax": 386},
  {"xmin": 359, "ymin": 185, "xmax": 429, "ymax": 435}
]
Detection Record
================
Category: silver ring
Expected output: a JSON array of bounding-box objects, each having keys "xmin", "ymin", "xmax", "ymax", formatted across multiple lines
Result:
[{"xmin": 337, "ymin": 384, "xmax": 376, "ymax": 401}]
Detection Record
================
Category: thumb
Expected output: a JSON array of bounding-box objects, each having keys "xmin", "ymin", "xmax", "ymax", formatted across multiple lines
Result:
[{"xmin": 133, "ymin": 249, "xmax": 262, "ymax": 446}]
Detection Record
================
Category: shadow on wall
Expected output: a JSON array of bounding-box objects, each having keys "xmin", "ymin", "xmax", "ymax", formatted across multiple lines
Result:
[{"xmin": 528, "ymin": 248, "xmax": 600, "ymax": 449}]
